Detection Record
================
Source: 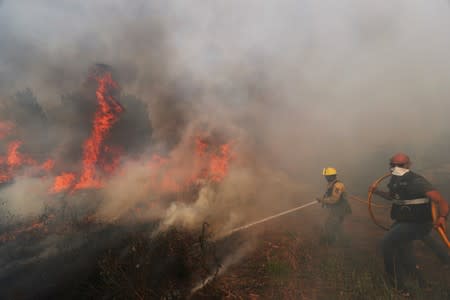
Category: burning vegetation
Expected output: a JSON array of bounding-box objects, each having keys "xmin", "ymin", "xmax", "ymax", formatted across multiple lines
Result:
[
  {"xmin": 2, "ymin": 62, "xmax": 449, "ymax": 300},
  {"xmin": 0, "ymin": 64, "xmax": 233, "ymax": 195},
  {"xmin": 0, "ymin": 64, "xmax": 243, "ymax": 299}
]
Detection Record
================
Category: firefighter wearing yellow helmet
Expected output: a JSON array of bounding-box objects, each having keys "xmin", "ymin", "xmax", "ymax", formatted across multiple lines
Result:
[{"xmin": 317, "ymin": 167, "xmax": 352, "ymax": 244}]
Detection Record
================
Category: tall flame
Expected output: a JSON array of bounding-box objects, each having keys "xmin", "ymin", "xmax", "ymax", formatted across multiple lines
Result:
[
  {"xmin": 73, "ymin": 72, "xmax": 123, "ymax": 190},
  {"xmin": 1, "ymin": 71, "xmax": 234, "ymax": 202}
]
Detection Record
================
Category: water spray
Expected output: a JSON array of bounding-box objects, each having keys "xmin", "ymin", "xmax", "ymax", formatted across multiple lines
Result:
[{"xmin": 191, "ymin": 200, "xmax": 319, "ymax": 296}]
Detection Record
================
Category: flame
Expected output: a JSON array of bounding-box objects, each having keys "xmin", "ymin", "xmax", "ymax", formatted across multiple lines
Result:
[
  {"xmin": 194, "ymin": 136, "xmax": 233, "ymax": 183},
  {"xmin": 195, "ymin": 137, "xmax": 208, "ymax": 156},
  {"xmin": 0, "ymin": 68, "xmax": 239, "ymax": 245},
  {"xmin": 50, "ymin": 72, "xmax": 123, "ymax": 193},
  {"xmin": 40, "ymin": 159, "xmax": 55, "ymax": 171},
  {"xmin": 209, "ymin": 143, "xmax": 232, "ymax": 182},
  {"xmin": 50, "ymin": 172, "xmax": 76, "ymax": 194},
  {"xmin": 7, "ymin": 141, "xmax": 25, "ymax": 167},
  {"xmin": 73, "ymin": 72, "xmax": 123, "ymax": 190},
  {"xmin": 0, "ymin": 120, "xmax": 57, "ymax": 184},
  {"xmin": 1, "ymin": 140, "xmax": 40, "ymax": 183},
  {"xmin": 1, "ymin": 70, "xmax": 234, "ymax": 197},
  {"xmin": 145, "ymin": 137, "xmax": 234, "ymax": 195}
]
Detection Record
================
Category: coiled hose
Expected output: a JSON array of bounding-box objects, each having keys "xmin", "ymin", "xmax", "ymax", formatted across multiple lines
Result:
[{"xmin": 367, "ymin": 173, "xmax": 392, "ymax": 231}]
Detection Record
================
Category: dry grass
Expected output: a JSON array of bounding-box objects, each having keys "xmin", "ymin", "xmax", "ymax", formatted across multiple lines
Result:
[
  {"xmin": 3, "ymin": 203, "xmax": 448, "ymax": 300},
  {"xmin": 203, "ymin": 221, "xmax": 450, "ymax": 300}
]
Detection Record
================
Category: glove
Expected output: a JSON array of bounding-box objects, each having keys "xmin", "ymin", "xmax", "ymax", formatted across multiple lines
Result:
[
  {"xmin": 316, "ymin": 197, "xmax": 327, "ymax": 208},
  {"xmin": 434, "ymin": 216, "xmax": 447, "ymax": 230}
]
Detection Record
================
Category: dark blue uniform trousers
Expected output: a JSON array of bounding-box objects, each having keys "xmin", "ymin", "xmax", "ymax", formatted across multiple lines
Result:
[{"xmin": 381, "ymin": 222, "xmax": 432, "ymax": 287}]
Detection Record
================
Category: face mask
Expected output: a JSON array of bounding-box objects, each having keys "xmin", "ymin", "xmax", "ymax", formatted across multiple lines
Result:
[{"xmin": 390, "ymin": 166, "xmax": 410, "ymax": 176}]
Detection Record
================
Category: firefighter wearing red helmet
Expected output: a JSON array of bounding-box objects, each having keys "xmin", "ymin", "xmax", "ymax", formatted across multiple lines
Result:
[
  {"xmin": 317, "ymin": 167, "xmax": 352, "ymax": 244},
  {"xmin": 370, "ymin": 153, "xmax": 449, "ymax": 295}
]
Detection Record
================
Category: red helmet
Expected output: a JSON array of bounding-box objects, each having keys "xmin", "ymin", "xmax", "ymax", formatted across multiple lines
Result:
[{"xmin": 390, "ymin": 153, "xmax": 410, "ymax": 167}]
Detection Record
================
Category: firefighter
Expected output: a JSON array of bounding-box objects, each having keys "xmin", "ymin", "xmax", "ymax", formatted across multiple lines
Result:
[
  {"xmin": 317, "ymin": 167, "xmax": 352, "ymax": 244},
  {"xmin": 370, "ymin": 153, "xmax": 449, "ymax": 295}
]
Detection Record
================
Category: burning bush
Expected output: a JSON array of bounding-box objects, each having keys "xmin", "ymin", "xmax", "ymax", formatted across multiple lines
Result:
[{"xmin": 0, "ymin": 63, "xmax": 241, "ymax": 299}]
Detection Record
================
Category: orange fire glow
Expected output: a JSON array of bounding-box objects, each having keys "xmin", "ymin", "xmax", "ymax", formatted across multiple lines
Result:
[
  {"xmin": 40, "ymin": 159, "xmax": 55, "ymax": 171},
  {"xmin": 209, "ymin": 143, "xmax": 232, "ymax": 182},
  {"xmin": 62, "ymin": 72, "xmax": 123, "ymax": 191},
  {"xmin": 145, "ymin": 137, "xmax": 234, "ymax": 194},
  {"xmin": 50, "ymin": 172, "xmax": 76, "ymax": 194},
  {"xmin": 1, "ymin": 73, "xmax": 234, "ymax": 199},
  {"xmin": 0, "ymin": 139, "xmax": 45, "ymax": 183},
  {"xmin": 50, "ymin": 72, "xmax": 123, "ymax": 193},
  {"xmin": 0, "ymin": 69, "xmax": 238, "ymax": 245},
  {"xmin": 7, "ymin": 141, "xmax": 25, "ymax": 167}
]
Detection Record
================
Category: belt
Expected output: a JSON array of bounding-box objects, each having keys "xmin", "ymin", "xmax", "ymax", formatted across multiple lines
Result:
[{"xmin": 392, "ymin": 198, "xmax": 429, "ymax": 205}]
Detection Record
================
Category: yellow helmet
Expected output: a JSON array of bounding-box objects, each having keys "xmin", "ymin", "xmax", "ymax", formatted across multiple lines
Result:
[{"xmin": 322, "ymin": 167, "xmax": 337, "ymax": 176}]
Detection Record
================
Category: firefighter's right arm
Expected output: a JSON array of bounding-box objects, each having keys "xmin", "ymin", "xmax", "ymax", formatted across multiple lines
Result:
[{"xmin": 427, "ymin": 190, "xmax": 449, "ymax": 229}]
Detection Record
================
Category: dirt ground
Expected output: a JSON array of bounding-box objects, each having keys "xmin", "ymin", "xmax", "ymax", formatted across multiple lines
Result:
[
  {"xmin": 196, "ymin": 197, "xmax": 450, "ymax": 299},
  {"xmin": 1, "ymin": 190, "xmax": 448, "ymax": 300}
]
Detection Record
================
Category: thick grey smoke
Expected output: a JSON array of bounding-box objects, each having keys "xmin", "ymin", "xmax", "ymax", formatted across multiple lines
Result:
[
  {"xmin": 2, "ymin": 1, "xmax": 450, "ymax": 179},
  {"xmin": 1, "ymin": 0, "xmax": 450, "ymax": 233},
  {"xmin": 2, "ymin": 0, "xmax": 450, "ymax": 296}
]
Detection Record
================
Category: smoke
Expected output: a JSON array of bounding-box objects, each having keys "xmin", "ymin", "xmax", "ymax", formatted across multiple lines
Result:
[
  {"xmin": 2, "ymin": 1, "xmax": 450, "ymax": 172},
  {"xmin": 1, "ymin": 177, "xmax": 51, "ymax": 219},
  {"xmin": 96, "ymin": 158, "xmax": 169, "ymax": 222},
  {"xmin": 2, "ymin": 0, "xmax": 450, "ymax": 296},
  {"xmin": 155, "ymin": 165, "xmax": 310, "ymax": 237},
  {"xmin": 191, "ymin": 236, "xmax": 255, "ymax": 295}
]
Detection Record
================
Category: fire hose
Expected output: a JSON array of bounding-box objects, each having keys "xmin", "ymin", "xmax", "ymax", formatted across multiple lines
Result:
[
  {"xmin": 348, "ymin": 194, "xmax": 390, "ymax": 209},
  {"xmin": 195, "ymin": 203, "xmax": 318, "ymax": 296},
  {"xmin": 367, "ymin": 173, "xmax": 392, "ymax": 231},
  {"xmin": 431, "ymin": 200, "xmax": 450, "ymax": 249},
  {"xmin": 220, "ymin": 200, "xmax": 318, "ymax": 238},
  {"xmin": 368, "ymin": 173, "xmax": 450, "ymax": 249}
]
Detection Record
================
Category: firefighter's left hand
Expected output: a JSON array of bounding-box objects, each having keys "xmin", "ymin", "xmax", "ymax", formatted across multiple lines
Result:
[{"xmin": 434, "ymin": 216, "xmax": 447, "ymax": 230}]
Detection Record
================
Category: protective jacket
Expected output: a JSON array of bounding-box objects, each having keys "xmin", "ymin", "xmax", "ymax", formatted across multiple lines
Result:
[
  {"xmin": 322, "ymin": 180, "xmax": 352, "ymax": 214},
  {"xmin": 388, "ymin": 171, "xmax": 433, "ymax": 222}
]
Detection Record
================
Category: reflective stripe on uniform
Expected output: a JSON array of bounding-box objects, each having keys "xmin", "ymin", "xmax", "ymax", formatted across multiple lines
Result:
[{"xmin": 392, "ymin": 198, "xmax": 429, "ymax": 205}]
